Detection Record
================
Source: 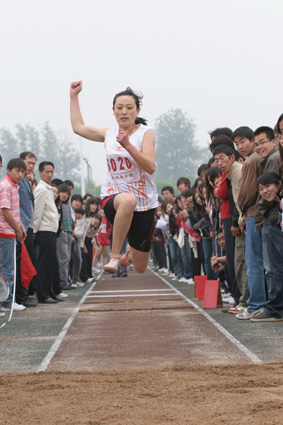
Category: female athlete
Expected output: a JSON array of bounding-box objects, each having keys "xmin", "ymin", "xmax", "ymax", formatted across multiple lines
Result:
[{"xmin": 70, "ymin": 81, "xmax": 158, "ymax": 274}]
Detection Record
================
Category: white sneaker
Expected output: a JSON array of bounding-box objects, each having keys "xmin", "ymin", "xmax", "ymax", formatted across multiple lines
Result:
[
  {"xmin": 0, "ymin": 312, "xmax": 5, "ymax": 317},
  {"xmin": 57, "ymin": 292, "xmax": 69, "ymax": 300},
  {"xmin": 222, "ymin": 296, "xmax": 235, "ymax": 305},
  {"xmin": 171, "ymin": 276, "xmax": 179, "ymax": 281},
  {"xmin": 159, "ymin": 268, "xmax": 167, "ymax": 273},
  {"xmin": 168, "ymin": 273, "xmax": 175, "ymax": 278},
  {"xmin": 187, "ymin": 278, "xmax": 194, "ymax": 285},
  {"xmin": 92, "ymin": 267, "xmax": 100, "ymax": 274},
  {"xmin": 178, "ymin": 277, "xmax": 188, "ymax": 283},
  {"xmin": 1, "ymin": 302, "xmax": 26, "ymax": 312},
  {"xmin": 85, "ymin": 278, "xmax": 94, "ymax": 284}
]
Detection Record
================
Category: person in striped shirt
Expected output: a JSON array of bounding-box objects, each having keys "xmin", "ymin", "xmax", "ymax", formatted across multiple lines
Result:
[{"xmin": 0, "ymin": 158, "xmax": 27, "ymax": 312}]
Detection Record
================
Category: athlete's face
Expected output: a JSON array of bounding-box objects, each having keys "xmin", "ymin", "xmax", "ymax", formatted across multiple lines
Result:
[{"xmin": 113, "ymin": 95, "xmax": 140, "ymax": 130}]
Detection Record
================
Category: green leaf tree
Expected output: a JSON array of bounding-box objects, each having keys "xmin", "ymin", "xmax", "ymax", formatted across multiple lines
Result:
[{"xmin": 155, "ymin": 108, "xmax": 209, "ymax": 181}]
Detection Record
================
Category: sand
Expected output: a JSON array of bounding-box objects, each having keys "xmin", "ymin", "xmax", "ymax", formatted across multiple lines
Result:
[{"xmin": 2, "ymin": 361, "xmax": 283, "ymax": 424}]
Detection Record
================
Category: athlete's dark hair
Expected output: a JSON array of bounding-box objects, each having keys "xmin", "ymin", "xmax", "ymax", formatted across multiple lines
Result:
[
  {"xmin": 19, "ymin": 151, "xmax": 37, "ymax": 161},
  {"xmin": 209, "ymin": 127, "xmax": 233, "ymax": 140},
  {"xmin": 213, "ymin": 145, "xmax": 236, "ymax": 157},
  {"xmin": 161, "ymin": 186, "xmax": 174, "ymax": 195},
  {"xmin": 113, "ymin": 87, "xmax": 147, "ymax": 125},
  {"xmin": 253, "ymin": 126, "xmax": 274, "ymax": 141},
  {"xmin": 177, "ymin": 177, "xmax": 190, "ymax": 188},
  {"xmin": 39, "ymin": 161, "xmax": 54, "ymax": 172},
  {"xmin": 7, "ymin": 158, "xmax": 26, "ymax": 171},
  {"xmin": 257, "ymin": 172, "xmax": 282, "ymax": 187},
  {"xmin": 232, "ymin": 126, "xmax": 253, "ymax": 141},
  {"xmin": 209, "ymin": 135, "xmax": 235, "ymax": 153}
]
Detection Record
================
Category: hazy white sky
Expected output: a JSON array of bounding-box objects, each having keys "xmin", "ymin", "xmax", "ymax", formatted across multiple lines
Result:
[{"xmin": 1, "ymin": 0, "xmax": 283, "ymax": 184}]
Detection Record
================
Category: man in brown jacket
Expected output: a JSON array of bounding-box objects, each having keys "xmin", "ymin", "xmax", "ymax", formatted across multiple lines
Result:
[{"xmin": 237, "ymin": 126, "xmax": 279, "ymax": 320}]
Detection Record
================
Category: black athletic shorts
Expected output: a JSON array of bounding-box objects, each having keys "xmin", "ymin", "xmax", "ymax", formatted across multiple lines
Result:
[{"xmin": 102, "ymin": 194, "xmax": 156, "ymax": 252}]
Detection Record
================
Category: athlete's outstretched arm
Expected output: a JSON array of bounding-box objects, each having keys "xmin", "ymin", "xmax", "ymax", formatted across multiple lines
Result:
[
  {"xmin": 70, "ymin": 81, "xmax": 108, "ymax": 143},
  {"xmin": 116, "ymin": 129, "xmax": 156, "ymax": 175}
]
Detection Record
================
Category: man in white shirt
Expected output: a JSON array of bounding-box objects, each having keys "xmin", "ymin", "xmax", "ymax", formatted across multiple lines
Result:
[{"xmin": 33, "ymin": 161, "xmax": 59, "ymax": 304}]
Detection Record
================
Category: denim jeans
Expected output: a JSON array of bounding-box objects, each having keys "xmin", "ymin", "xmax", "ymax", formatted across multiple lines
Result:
[
  {"xmin": 0, "ymin": 237, "xmax": 16, "ymax": 306},
  {"xmin": 168, "ymin": 236, "xmax": 181, "ymax": 277},
  {"xmin": 262, "ymin": 222, "xmax": 283, "ymax": 318},
  {"xmin": 245, "ymin": 217, "xmax": 266, "ymax": 312},
  {"xmin": 180, "ymin": 235, "xmax": 193, "ymax": 279},
  {"xmin": 202, "ymin": 238, "xmax": 216, "ymax": 280}
]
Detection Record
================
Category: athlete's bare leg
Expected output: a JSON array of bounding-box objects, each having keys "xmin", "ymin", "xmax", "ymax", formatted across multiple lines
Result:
[
  {"xmin": 111, "ymin": 193, "xmax": 137, "ymax": 255},
  {"xmin": 130, "ymin": 247, "xmax": 150, "ymax": 274}
]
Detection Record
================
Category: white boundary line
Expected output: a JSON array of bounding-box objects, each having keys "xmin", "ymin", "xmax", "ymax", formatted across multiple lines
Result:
[
  {"xmin": 90, "ymin": 289, "xmax": 175, "ymax": 293},
  {"xmin": 88, "ymin": 293, "xmax": 180, "ymax": 298},
  {"xmin": 37, "ymin": 275, "xmax": 101, "ymax": 372},
  {"xmin": 150, "ymin": 269, "xmax": 262, "ymax": 364}
]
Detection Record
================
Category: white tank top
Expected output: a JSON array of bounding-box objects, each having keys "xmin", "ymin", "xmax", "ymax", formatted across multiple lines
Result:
[{"xmin": 101, "ymin": 124, "xmax": 158, "ymax": 212}]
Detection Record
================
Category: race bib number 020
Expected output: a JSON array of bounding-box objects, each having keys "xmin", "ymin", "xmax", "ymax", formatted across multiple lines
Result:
[{"xmin": 107, "ymin": 157, "xmax": 132, "ymax": 173}]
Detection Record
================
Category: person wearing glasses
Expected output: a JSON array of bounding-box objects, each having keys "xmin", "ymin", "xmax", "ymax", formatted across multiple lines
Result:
[{"xmin": 245, "ymin": 127, "xmax": 279, "ymax": 322}]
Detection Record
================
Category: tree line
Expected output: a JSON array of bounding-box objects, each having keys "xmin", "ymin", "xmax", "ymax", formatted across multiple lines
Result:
[{"xmin": 0, "ymin": 109, "xmax": 209, "ymax": 192}]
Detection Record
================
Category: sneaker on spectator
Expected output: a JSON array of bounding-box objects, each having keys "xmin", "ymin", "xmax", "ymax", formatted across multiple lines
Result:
[
  {"xmin": 187, "ymin": 278, "xmax": 194, "ymax": 285},
  {"xmin": 159, "ymin": 268, "xmax": 167, "ymax": 273},
  {"xmin": 74, "ymin": 281, "xmax": 85, "ymax": 287},
  {"xmin": 92, "ymin": 267, "xmax": 100, "ymax": 274},
  {"xmin": 250, "ymin": 311, "xmax": 283, "ymax": 322},
  {"xmin": 178, "ymin": 277, "xmax": 188, "ymax": 283},
  {"xmin": 222, "ymin": 292, "xmax": 231, "ymax": 299},
  {"xmin": 1, "ymin": 302, "xmax": 26, "ymax": 311},
  {"xmin": 236, "ymin": 309, "xmax": 263, "ymax": 320},
  {"xmin": 0, "ymin": 312, "xmax": 5, "ymax": 317},
  {"xmin": 57, "ymin": 292, "xmax": 69, "ymax": 300},
  {"xmin": 222, "ymin": 296, "xmax": 235, "ymax": 305},
  {"xmin": 168, "ymin": 273, "xmax": 175, "ymax": 278},
  {"xmin": 84, "ymin": 278, "xmax": 94, "ymax": 284},
  {"xmin": 171, "ymin": 276, "xmax": 179, "ymax": 281},
  {"xmin": 228, "ymin": 305, "xmax": 246, "ymax": 314}
]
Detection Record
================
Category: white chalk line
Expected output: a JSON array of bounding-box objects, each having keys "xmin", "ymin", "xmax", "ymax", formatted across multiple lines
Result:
[
  {"xmin": 37, "ymin": 275, "xmax": 101, "ymax": 372},
  {"xmin": 90, "ymin": 289, "xmax": 175, "ymax": 293},
  {"xmin": 150, "ymin": 269, "xmax": 262, "ymax": 364},
  {"xmin": 87, "ymin": 293, "xmax": 180, "ymax": 298}
]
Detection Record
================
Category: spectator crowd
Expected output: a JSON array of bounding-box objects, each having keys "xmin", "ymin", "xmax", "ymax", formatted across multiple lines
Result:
[{"xmin": 1, "ymin": 112, "xmax": 283, "ymax": 324}]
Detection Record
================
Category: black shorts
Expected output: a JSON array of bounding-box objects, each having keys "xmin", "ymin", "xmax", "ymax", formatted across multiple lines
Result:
[{"xmin": 102, "ymin": 194, "xmax": 156, "ymax": 252}]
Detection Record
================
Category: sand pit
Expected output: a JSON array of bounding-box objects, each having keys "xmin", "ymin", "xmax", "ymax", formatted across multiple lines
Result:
[{"xmin": 2, "ymin": 361, "xmax": 283, "ymax": 424}]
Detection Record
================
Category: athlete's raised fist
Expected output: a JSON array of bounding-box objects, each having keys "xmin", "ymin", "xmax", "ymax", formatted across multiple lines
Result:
[{"xmin": 70, "ymin": 81, "xmax": 82, "ymax": 96}]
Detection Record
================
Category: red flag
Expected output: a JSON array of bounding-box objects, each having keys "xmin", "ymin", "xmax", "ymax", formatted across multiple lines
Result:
[{"xmin": 21, "ymin": 242, "xmax": 37, "ymax": 289}]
